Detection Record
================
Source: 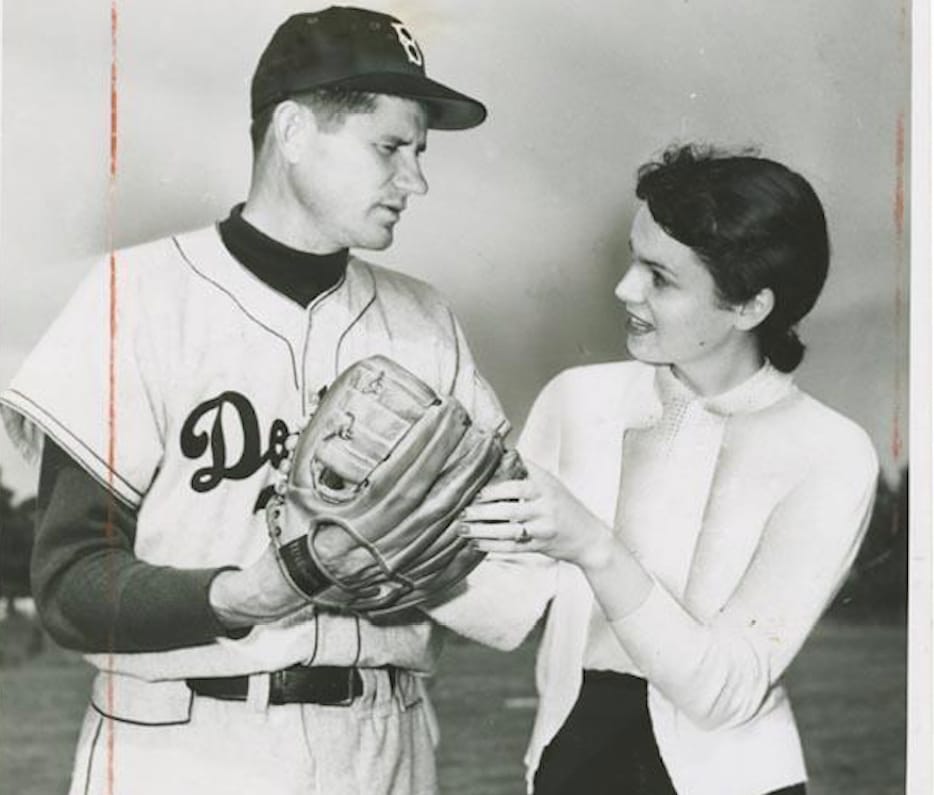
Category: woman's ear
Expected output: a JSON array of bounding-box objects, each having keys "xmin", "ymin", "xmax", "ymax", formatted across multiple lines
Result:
[{"xmin": 734, "ymin": 288, "xmax": 775, "ymax": 331}]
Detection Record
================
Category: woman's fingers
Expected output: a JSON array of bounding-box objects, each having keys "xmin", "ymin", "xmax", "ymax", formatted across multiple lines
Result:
[
  {"xmin": 472, "ymin": 477, "xmax": 537, "ymax": 504},
  {"xmin": 458, "ymin": 520, "xmax": 523, "ymax": 540},
  {"xmin": 467, "ymin": 538, "xmax": 537, "ymax": 554},
  {"xmin": 458, "ymin": 521, "xmax": 539, "ymax": 552},
  {"xmin": 456, "ymin": 463, "xmax": 557, "ymax": 553},
  {"xmin": 460, "ymin": 499, "xmax": 528, "ymax": 523}
]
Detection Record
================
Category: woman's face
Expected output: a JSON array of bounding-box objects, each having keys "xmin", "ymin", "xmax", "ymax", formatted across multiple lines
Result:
[{"xmin": 616, "ymin": 204, "xmax": 748, "ymax": 374}]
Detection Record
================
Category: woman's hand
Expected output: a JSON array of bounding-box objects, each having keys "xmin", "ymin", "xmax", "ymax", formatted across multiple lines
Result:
[{"xmin": 458, "ymin": 461, "xmax": 616, "ymax": 572}]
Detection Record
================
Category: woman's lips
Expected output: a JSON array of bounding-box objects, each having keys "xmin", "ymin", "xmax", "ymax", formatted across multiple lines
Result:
[{"xmin": 626, "ymin": 312, "xmax": 654, "ymax": 335}]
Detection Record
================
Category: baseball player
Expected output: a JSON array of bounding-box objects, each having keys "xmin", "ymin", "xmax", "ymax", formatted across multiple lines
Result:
[{"xmin": 1, "ymin": 7, "xmax": 554, "ymax": 794}]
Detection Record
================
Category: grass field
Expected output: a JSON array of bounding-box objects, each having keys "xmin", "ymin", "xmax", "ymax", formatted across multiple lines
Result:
[{"xmin": 0, "ymin": 616, "xmax": 906, "ymax": 794}]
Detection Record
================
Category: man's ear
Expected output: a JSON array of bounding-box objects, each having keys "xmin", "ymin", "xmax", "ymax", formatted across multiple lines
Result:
[
  {"xmin": 271, "ymin": 100, "xmax": 315, "ymax": 164},
  {"xmin": 733, "ymin": 287, "xmax": 775, "ymax": 331}
]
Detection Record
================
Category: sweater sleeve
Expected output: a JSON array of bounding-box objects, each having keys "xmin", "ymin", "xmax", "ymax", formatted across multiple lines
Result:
[
  {"xmin": 33, "ymin": 439, "xmax": 243, "ymax": 652},
  {"xmin": 421, "ymin": 319, "xmax": 557, "ymax": 649},
  {"xmin": 607, "ymin": 427, "xmax": 879, "ymax": 730}
]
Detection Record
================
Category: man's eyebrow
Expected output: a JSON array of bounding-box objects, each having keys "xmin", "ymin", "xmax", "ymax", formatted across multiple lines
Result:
[{"xmin": 382, "ymin": 134, "xmax": 427, "ymax": 153}]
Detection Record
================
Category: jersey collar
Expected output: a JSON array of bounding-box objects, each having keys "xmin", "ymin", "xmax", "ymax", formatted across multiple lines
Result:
[{"xmin": 171, "ymin": 225, "xmax": 376, "ymax": 348}]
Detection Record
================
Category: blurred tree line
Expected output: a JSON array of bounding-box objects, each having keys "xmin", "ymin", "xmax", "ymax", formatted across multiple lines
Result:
[
  {"xmin": 830, "ymin": 466, "xmax": 909, "ymax": 621},
  {"xmin": 0, "ymin": 466, "xmax": 911, "ymax": 621},
  {"xmin": 0, "ymin": 469, "xmax": 37, "ymax": 615}
]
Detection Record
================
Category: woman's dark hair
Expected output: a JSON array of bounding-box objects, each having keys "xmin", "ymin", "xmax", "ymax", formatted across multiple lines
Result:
[{"xmin": 635, "ymin": 144, "xmax": 830, "ymax": 372}]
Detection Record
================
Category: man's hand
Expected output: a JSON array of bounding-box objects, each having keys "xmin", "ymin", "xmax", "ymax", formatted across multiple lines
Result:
[
  {"xmin": 208, "ymin": 544, "xmax": 308, "ymax": 630},
  {"xmin": 208, "ymin": 525, "xmax": 392, "ymax": 631}
]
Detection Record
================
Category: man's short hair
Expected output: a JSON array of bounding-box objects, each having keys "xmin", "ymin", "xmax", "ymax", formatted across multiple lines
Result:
[{"xmin": 250, "ymin": 87, "xmax": 381, "ymax": 155}]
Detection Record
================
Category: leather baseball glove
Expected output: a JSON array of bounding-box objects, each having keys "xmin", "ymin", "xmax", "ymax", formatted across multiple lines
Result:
[{"xmin": 265, "ymin": 355, "xmax": 524, "ymax": 620}]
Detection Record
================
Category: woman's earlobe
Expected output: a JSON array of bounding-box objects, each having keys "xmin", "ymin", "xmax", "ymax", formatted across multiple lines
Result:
[{"xmin": 735, "ymin": 288, "xmax": 775, "ymax": 331}]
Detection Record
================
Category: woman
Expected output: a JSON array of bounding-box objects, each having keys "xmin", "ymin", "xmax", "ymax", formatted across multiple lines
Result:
[{"xmin": 460, "ymin": 145, "xmax": 878, "ymax": 795}]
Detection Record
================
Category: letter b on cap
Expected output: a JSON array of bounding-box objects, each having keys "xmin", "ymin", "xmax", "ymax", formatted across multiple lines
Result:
[{"xmin": 392, "ymin": 22, "xmax": 424, "ymax": 66}]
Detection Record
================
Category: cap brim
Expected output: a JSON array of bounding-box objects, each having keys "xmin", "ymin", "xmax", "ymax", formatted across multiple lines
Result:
[{"xmin": 323, "ymin": 73, "xmax": 487, "ymax": 130}]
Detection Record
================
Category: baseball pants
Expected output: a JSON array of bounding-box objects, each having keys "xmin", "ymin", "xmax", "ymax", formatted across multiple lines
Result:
[{"xmin": 67, "ymin": 668, "xmax": 438, "ymax": 795}]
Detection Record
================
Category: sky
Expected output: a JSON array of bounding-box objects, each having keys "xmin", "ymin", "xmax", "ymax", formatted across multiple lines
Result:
[{"xmin": 0, "ymin": 0, "xmax": 911, "ymax": 497}]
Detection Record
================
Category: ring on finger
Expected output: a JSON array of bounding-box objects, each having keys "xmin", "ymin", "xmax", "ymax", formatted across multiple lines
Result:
[{"xmin": 516, "ymin": 524, "xmax": 532, "ymax": 544}]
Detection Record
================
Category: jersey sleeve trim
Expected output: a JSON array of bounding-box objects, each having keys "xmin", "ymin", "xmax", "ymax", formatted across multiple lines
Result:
[{"xmin": 1, "ymin": 390, "xmax": 142, "ymax": 508}]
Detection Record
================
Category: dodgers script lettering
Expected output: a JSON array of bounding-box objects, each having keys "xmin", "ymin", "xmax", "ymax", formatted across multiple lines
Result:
[{"xmin": 180, "ymin": 391, "xmax": 290, "ymax": 492}]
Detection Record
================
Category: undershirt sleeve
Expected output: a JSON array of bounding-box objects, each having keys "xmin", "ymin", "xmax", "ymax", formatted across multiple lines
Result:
[{"xmin": 33, "ymin": 439, "xmax": 248, "ymax": 653}]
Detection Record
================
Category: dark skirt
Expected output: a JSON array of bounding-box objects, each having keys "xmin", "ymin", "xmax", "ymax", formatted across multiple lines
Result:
[{"xmin": 532, "ymin": 670, "xmax": 806, "ymax": 795}]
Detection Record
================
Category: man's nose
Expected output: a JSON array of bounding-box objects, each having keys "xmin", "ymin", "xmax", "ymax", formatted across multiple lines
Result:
[{"xmin": 395, "ymin": 155, "xmax": 428, "ymax": 196}]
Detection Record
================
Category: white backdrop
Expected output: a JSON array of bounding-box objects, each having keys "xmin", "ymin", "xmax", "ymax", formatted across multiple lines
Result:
[{"xmin": 0, "ymin": 1, "xmax": 910, "ymax": 495}]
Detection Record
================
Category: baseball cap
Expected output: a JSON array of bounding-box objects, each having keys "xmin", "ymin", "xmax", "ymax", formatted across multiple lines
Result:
[{"xmin": 250, "ymin": 6, "xmax": 487, "ymax": 130}]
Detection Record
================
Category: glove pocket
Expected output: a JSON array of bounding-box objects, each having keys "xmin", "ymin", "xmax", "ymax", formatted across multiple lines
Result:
[
  {"xmin": 350, "ymin": 354, "xmax": 441, "ymax": 419},
  {"xmin": 311, "ymin": 391, "xmax": 442, "ymax": 500}
]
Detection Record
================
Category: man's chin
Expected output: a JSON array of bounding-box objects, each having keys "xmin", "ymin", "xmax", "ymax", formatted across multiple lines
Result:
[{"xmin": 352, "ymin": 227, "xmax": 395, "ymax": 251}]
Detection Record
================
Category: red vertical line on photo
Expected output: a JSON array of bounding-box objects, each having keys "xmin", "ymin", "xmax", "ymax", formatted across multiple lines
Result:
[
  {"xmin": 890, "ymin": 0, "xmax": 908, "ymax": 464},
  {"xmin": 897, "ymin": 0, "xmax": 908, "ymax": 50},
  {"xmin": 892, "ymin": 112, "xmax": 905, "ymax": 464},
  {"xmin": 105, "ymin": 2, "xmax": 119, "ymax": 794}
]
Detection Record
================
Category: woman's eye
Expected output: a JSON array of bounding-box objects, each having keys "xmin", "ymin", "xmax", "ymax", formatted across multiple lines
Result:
[{"xmin": 650, "ymin": 269, "xmax": 669, "ymax": 288}]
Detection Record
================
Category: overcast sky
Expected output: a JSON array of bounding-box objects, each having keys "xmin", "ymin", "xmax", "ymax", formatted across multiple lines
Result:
[{"xmin": 0, "ymin": 1, "xmax": 911, "ymax": 496}]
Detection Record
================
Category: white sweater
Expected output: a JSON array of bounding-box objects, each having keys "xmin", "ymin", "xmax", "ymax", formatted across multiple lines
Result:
[{"xmin": 518, "ymin": 361, "xmax": 878, "ymax": 795}]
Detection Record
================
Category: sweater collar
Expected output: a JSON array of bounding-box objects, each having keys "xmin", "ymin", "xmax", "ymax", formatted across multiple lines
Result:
[{"xmin": 654, "ymin": 361, "xmax": 795, "ymax": 417}]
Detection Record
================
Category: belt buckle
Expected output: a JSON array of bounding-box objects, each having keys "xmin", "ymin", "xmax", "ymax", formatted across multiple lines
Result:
[
  {"xmin": 270, "ymin": 665, "xmax": 362, "ymax": 706},
  {"xmin": 311, "ymin": 667, "xmax": 362, "ymax": 707},
  {"xmin": 329, "ymin": 667, "xmax": 359, "ymax": 707}
]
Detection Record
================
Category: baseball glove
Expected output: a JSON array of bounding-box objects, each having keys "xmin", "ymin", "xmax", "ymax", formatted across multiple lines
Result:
[{"xmin": 265, "ymin": 355, "xmax": 524, "ymax": 620}]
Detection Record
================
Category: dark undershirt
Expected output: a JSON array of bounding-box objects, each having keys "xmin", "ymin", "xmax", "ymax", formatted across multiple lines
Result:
[
  {"xmin": 34, "ymin": 207, "xmax": 348, "ymax": 653},
  {"xmin": 218, "ymin": 203, "xmax": 348, "ymax": 307}
]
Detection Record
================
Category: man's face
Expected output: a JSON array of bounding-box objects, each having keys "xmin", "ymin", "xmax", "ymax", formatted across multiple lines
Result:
[{"xmin": 290, "ymin": 94, "xmax": 429, "ymax": 251}]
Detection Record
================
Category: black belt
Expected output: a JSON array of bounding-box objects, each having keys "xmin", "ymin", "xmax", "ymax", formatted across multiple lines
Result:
[
  {"xmin": 186, "ymin": 665, "xmax": 395, "ymax": 706},
  {"xmin": 582, "ymin": 669, "xmax": 648, "ymax": 692}
]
